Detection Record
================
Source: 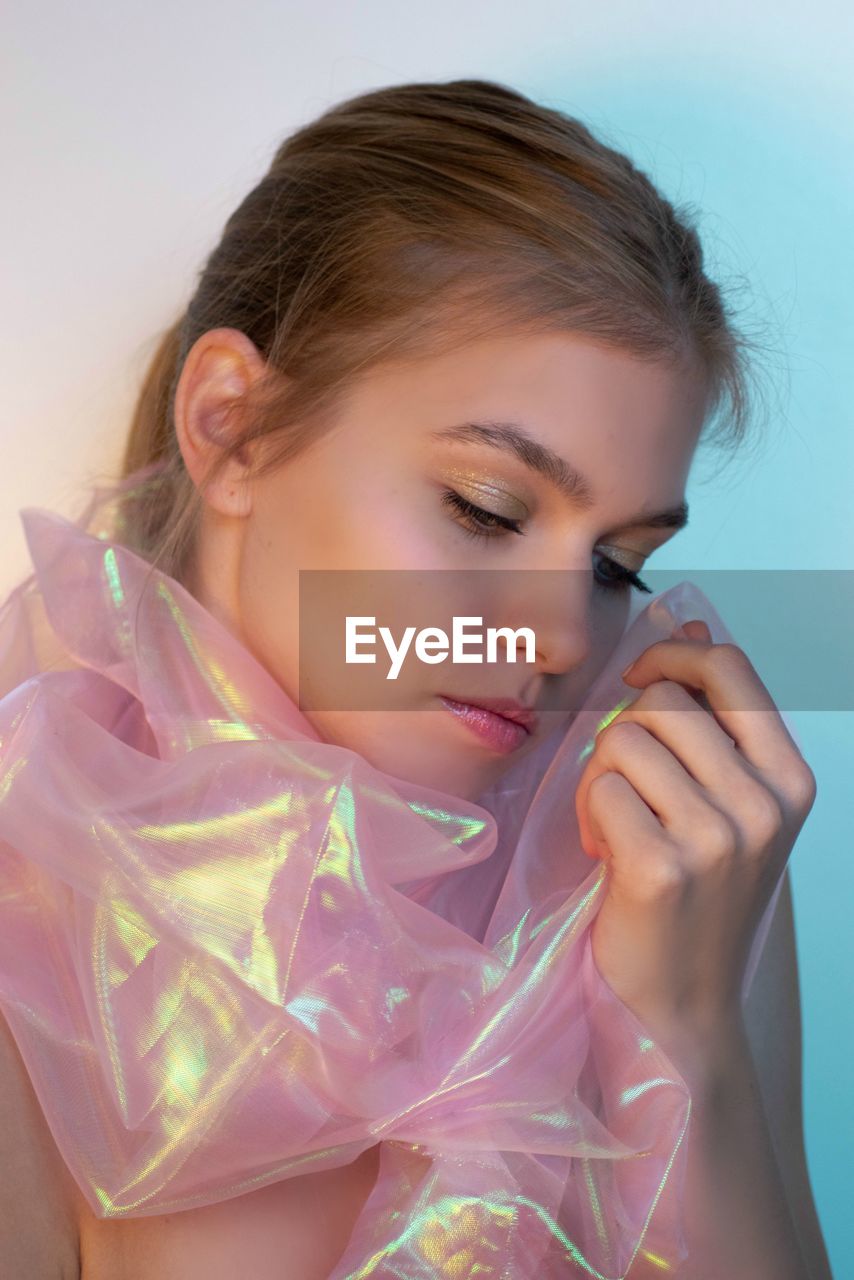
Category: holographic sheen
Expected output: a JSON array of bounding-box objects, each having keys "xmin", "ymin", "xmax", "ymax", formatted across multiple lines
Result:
[{"xmin": 0, "ymin": 479, "xmax": 784, "ymax": 1278}]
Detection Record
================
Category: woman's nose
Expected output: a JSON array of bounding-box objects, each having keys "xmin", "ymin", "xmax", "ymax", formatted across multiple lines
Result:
[{"xmin": 498, "ymin": 567, "xmax": 594, "ymax": 678}]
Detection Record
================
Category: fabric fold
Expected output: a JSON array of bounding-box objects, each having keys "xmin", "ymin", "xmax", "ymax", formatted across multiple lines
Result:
[{"xmin": 0, "ymin": 478, "xmax": 785, "ymax": 1277}]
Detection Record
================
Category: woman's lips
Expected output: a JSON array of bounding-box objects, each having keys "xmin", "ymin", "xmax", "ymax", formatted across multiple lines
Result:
[{"xmin": 437, "ymin": 695, "xmax": 534, "ymax": 755}]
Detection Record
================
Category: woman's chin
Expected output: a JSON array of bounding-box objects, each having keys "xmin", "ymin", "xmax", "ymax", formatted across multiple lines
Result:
[{"xmin": 304, "ymin": 705, "xmax": 529, "ymax": 803}]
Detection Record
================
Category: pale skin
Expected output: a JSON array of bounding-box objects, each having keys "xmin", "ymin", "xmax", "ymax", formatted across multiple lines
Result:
[{"xmin": 0, "ymin": 323, "xmax": 832, "ymax": 1277}]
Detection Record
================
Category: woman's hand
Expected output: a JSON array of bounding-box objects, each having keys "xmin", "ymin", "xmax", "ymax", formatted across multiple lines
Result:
[{"xmin": 574, "ymin": 618, "xmax": 817, "ymax": 1059}]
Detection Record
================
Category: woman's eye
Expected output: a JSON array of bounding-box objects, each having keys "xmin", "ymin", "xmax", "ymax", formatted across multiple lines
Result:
[
  {"xmin": 441, "ymin": 489, "xmax": 525, "ymax": 538},
  {"xmin": 592, "ymin": 550, "xmax": 653, "ymax": 595},
  {"xmin": 441, "ymin": 489, "xmax": 652, "ymax": 595}
]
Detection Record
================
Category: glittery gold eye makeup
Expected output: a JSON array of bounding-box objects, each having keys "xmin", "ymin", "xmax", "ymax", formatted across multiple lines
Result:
[
  {"xmin": 440, "ymin": 465, "xmax": 530, "ymax": 521},
  {"xmin": 438, "ymin": 480, "xmax": 653, "ymax": 594}
]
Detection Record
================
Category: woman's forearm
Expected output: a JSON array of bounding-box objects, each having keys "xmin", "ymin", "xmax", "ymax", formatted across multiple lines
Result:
[{"xmin": 651, "ymin": 1012, "xmax": 809, "ymax": 1280}]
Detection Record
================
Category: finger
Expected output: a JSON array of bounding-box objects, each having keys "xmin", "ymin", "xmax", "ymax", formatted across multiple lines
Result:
[
  {"xmin": 585, "ymin": 771, "xmax": 679, "ymax": 894},
  {"xmin": 621, "ymin": 634, "xmax": 803, "ymax": 779},
  {"xmin": 677, "ymin": 618, "xmax": 712, "ymax": 643},
  {"xmin": 580, "ymin": 680, "xmax": 788, "ymax": 869},
  {"xmin": 605, "ymin": 679, "xmax": 764, "ymax": 813},
  {"xmin": 577, "ymin": 720, "xmax": 733, "ymax": 864}
]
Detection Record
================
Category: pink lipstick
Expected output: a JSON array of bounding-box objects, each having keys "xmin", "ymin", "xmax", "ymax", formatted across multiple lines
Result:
[{"xmin": 437, "ymin": 694, "xmax": 536, "ymax": 754}]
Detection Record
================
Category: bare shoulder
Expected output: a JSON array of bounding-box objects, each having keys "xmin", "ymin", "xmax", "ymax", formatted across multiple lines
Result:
[
  {"xmin": 0, "ymin": 1004, "xmax": 83, "ymax": 1279},
  {"xmin": 742, "ymin": 865, "xmax": 833, "ymax": 1280}
]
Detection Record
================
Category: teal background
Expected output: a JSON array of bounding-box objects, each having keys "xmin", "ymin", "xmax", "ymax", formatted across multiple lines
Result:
[{"xmin": 562, "ymin": 62, "xmax": 852, "ymax": 1275}]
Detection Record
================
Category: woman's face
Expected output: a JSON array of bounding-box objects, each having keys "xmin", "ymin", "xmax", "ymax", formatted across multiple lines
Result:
[{"xmin": 175, "ymin": 325, "xmax": 709, "ymax": 802}]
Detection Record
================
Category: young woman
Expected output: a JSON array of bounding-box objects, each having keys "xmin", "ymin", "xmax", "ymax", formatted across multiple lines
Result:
[{"xmin": 0, "ymin": 79, "xmax": 832, "ymax": 1278}]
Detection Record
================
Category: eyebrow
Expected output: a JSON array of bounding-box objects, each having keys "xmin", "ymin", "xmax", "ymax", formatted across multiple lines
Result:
[{"xmin": 429, "ymin": 419, "xmax": 690, "ymax": 532}]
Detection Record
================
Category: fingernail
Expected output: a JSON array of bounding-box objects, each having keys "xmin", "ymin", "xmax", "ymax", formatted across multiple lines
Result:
[
  {"xmin": 672, "ymin": 623, "xmax": 688, "ymax": 639},
  {"xmin": 620, "ymin": 659, "xmax": 635, "ymax": 679}
]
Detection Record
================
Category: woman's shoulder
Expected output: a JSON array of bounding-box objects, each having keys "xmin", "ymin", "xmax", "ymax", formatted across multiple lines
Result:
[{"xmin": 0, "ymin": 1003, "xmax": 82, "ymax": 1279}]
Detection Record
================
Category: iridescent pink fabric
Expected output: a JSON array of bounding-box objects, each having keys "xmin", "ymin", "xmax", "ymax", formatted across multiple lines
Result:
[{"xmin": 0, "ymin": 477, "xmax": 784, "ymax": 1278}]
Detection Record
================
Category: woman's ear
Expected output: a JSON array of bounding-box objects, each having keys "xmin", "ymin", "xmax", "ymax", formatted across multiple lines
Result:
[{"xmin": 173, "ymin": 327, "xmax": 268, "ymax": 519}]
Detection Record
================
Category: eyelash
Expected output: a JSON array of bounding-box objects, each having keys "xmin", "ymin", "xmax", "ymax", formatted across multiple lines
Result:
[{"xmin": 440, "ymin": 489, "xmax": 653, "ymax": 595}]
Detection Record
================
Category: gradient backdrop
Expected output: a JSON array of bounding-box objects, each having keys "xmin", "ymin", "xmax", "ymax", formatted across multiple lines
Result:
[{"xmin": 3, "ymin": 2, "xmax": 851, "ymax": 1271}]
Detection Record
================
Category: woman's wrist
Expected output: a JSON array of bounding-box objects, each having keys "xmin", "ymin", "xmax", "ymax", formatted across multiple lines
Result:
[{"xmin": 649, "ymin": 1007, "xmax": 809, "ymax": 1280}]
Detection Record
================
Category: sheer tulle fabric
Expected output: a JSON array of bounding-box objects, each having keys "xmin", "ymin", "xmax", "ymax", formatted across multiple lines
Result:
[{"xmin": 0, "ymin": 479, "xmax": 782, "ymax": 1278}]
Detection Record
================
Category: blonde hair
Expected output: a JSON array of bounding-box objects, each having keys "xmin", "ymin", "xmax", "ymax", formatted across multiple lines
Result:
[{"xmin": 112, "ymin": 78, "xmax": 759, "ymax": 586}]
